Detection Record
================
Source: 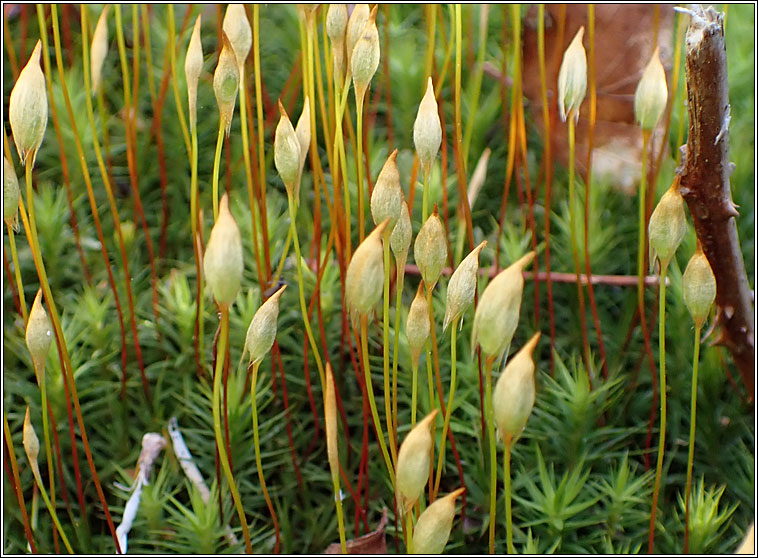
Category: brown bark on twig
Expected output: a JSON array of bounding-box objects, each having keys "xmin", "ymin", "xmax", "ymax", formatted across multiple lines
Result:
[{"xmin": 678, "ymin": 6, "xmax": 754, "ymax": 399}]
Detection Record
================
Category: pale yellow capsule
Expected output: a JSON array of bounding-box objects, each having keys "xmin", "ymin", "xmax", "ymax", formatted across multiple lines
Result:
[
  {"xmin": 406, "ymin": 283, "xmax": 431, "ymax": 366},
  {"xmin": 25, "ymin": 290, "xmax": 53, "ymax": 376},
  {"xmin": 634, "ymin": 47, "xmax": 668, "ymax": 131},
  {"xmin": 117, "ymin": 220, "xmax": 136, "ymax": 250},
  {"xmin": 472, "ymin": 252, "xmax": 535, "ymax": 359},
  {"xmin": 274, "ymin": 100, "xmax": 302, "ymax": 200},
  {"xmin": 682, "ymin": 244, "xmax": 716, "ymax": 330},
  {"xmin": 443, "ymin": 241, "xmax": 487, "ymax": 332},
  {"xmin": 245, "ymin": 285, "xmax": 287, "ymax": 365},
  {"xmin": 345, "ymin": 4, "xmax": 370, "ymax": 73},
  {"xmin": 203, "ymin": 194, "xmax": 243, "ymax": 308},
  {"xmin": 390, "ymin": 200, "xmax": 412, "ymax": 268},
  {"xmin": 345, "ymin": 219, "xmax": 390, "ymax": 323},
  {"xmin": 413, "ymin": 77, "xmax": 442, "ymax": 178},
  {"xmin": 493, "ymin": 332, "xmax": 541, "ymax": 444},
  {"xmin": 396, "ymin": 410, "xmax": 438, "ymax": 512},
  {"xmin": 295, "ymin": 96, "xmax": 311, "ymax": 199},
  {"xmin": 184, "ymin": 15, "xmax": 203, "ymax": 132},
  {"xmin": 350, "ymin": 5, "xmax": 380, "ymax": 103},
  {"xmin": 557, "ymin": 27, "xmax": 587, "ymax": 123},
  {"xmin": 325, "ymin": 363, "xmax": 339, "ymax": 476},
  {"xmin": 9, "ymin": 40, "xmax": 48, "ymax": 166},
  {"xmin": 414, "ymin": 206, "xmax": 447, "ymax": 291},
  {"xmin": 736, "ymin": 524, "xmax": 755, "ymax": 555},
  {"xmin": 90, "ymin": 6, "xmax": 110, "ymax": 95},
  {"xmin": 371, "ymin": 149, "xmax": 403, "ymax": 233},
  {"xmin": 4, "ymin": 156, "xmax": 19, "ymax": 229},
  {"xmin": 648, "ymin": 182, "xmax": 687, "ymax": 273},
  {"xmin": 213, "ymin": 33, "xmax": 239, "ymax": 137},
  {"xmin": 326, "ymin": 4, "xmax": 349, "ymax": 42},
  {"xmin": 467, "ymin": 148, "xmax": 491, "ymax": 210},
  {"xmin": 327, "ymin": 4, "xmax": 349, "ymax": 83},
  {"xmin": 23, "ymin": 407, "xmax": 40, "ymax": 477},
  {"xmin": 222, "ymin": 4, "xmax": 252, "ymax": 71},
  {"xmin": 412, "ymin": 487, "xmax": 465, "ymax": 554}
]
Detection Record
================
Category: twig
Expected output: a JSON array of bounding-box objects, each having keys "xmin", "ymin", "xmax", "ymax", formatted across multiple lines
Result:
[
  {"xmin": 167, "ymin": 419, "xmax": 210, "ymax": 502},
  {"xmin": 403, "ymin": 264, "xmax": 667, "ymax": 287},
  {"xmin": 167, "ymin": 418, "xmax": 239, "ymax": 547},
  {"xmin": 678, "ymin": 6, "xmax": 754, "ymax": 397},
  {"xmin": 115, "ymin": 433, "xmax": 166, "ymax": 553}
]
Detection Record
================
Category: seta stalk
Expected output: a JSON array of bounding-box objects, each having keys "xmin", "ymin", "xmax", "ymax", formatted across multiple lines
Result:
[
  {"xmin": 167, "ymin": 5, "xmax": 192, "ymax": 156},
  {"xmin": 24, "ymin": 418, "xmax": 73, "ymax": 553},
  {"xmin": 189, "ymin": 91, "xmax": 204, "ymax": 378},
  {"xmin": 19, "ymin": 159, "xmax": 118, "ymax": 548},
  {"xmin": 425, "ymin": 343, "xmax": 434, "ymax": 431},
  {"xmin": 113, "ymin": 5, "xmax": 160, "ymax": 329},
  {"xmin": 424, "ymin": 288, "xmax": 437, "ymax": 501},
  {"xmin": 332, "ymin": 470, "xmax": 348, "ymax": 554},
  {"xmin": 35, "ymin": 9, "xmax": 91, "ymax": 284},
  {"xmin": 29, "ymin": 354, "xmax": 58, "ymax": 549},
  {"xmin": 355, "ymin": 84, "xmax": 367, "ymax": 243},
  {"xmin": 325, "ymin": 363, "xmax": 347, "ymax": 554},
  {"xmin": 451, "ymin": 4, "xmax": 465, "ymax": 247},
  {"xmin": 334, "ymin": 78, "xmax": 353, "ymax": 259},
  {"xmin": 406, "ymin": 508, "xmax": 414, "ymax": 553},
  {"xmin": 6, "ymin": 223, "xmax": 27, "ymax": 321},
  {"xmin": 253, "ymin": 5, "xmax": 273, "ymax": 279},
  {"xmin": 302, "ymin": 13, "xmax": 337, "ymax": 388},
  {"xmin": 79, "ymin": 5, "xmax": 149, "ymax": 399},
  {"xmin": 461, "ymin": 5, "xmax": 488, "ymax": 165},
  {"xmin": 637, "ymin": 130, "xmax": 652, "ymax": 356},
  {"xmin": 537, "ymin": 3, "xmax": 557, "ymax": 372},
  {"xmin": 637, "ymin": 130, "xmax": 660, "ymax": 473},
  {"xmin": 451, "ymin": 4, "xmax": 475, "ymax": 260},
  {"xmin": 141, "ymin": 5, "xmax": 169, "ymax": 260},
  {"xmin": 425, "ymin": 284, "xmax": 466, "ymax": 506},
  {"xmin": 582, "ymin": 4, "xmax": 609, "ymax": 377},
  {"xmin": 14, "ymin": 186, "xmax": 89, "ymax": 532},
  {"xmin": 211, "ymin": 123, "xmax": 225, "ymax": 220},
  {"xmin": 484, "ymin": 351, "xmax": 505, "ymax": 554},
  {"xmin": 359, "ymin": 315, "xmax": 395, "ymax": 486},
  {"xmin": 391, "ymin": 264, "xmax": 404, "ymax": 456},
  {"xmin": 235, "ymin": 25, "xmax": 266, "ymax": 294},
  {"xmin": 382, "ymin": 235, "xmax": 398, "ymax": 466},
  {"xmin": 423, "ymin": 5, "xmax": 437, "ymax": 84},
  {"xmin": 649, "ymin": 264, "xmax": 668, "ymax": 552},
  {"xmin": 4, "ymin": 412, "xmax": 37, "ymax": 552},
  {"xmin": 41, "ymin": 4, "xmax": 134, "ymax": 398},
  {"xmin": 433, "ymin": 316, "xmax": 458, "ymax": 496},
  {"xmin": 684, "ymin": 325, "xmax": 702, "ymax": 553},
  {"xmin": 211, "ymin": 308, "xmax": 252, "ymax": 553},
  {"xmin": 422, "ymin": 168, "xmax": 431, "ymax": 224},
  {"xmin": 410, "ymin": 359, "xmax": 420, "ymax": 428},
  {"xmin": 567, "ymin": 116, "xmax": 592, "ymax": 379},
  {"xmin": 250, "ymin": 361, "xmax": 281, "ymax": 553},
  {"xmin": 288, "ymin": 194, "xmax": 327, "ymax": 391},
  {"xmin": 34, "ymin": 9, "xmax": 123, "ymax": 547},
  {"xmin": 503, "ymin": 438, "xmax": 514, "ymax": 554}
]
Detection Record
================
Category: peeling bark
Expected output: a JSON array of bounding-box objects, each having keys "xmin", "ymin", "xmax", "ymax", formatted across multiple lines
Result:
[{"xmin": 678, "ymin": 6, "xmax": 754, "ymax": 399}]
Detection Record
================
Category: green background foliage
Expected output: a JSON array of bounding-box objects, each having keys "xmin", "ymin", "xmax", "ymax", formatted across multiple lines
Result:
[{"xmin": 3, "ymin": 4, "xmax": 754, "ymax": 554}]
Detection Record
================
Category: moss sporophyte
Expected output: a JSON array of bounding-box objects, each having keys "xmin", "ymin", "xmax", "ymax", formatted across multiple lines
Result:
[{"xmin": 2, "ymin": 6, "xmax": 751, "ymax": 555}]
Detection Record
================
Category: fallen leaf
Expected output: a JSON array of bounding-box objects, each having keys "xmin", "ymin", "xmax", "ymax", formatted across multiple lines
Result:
[{"xmin": 324, "ymin": 508, "xmax": 388, "ymax": 554}]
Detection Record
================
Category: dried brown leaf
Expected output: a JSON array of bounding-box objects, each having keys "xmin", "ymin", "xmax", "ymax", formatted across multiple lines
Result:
[{"xmin": 323, "ymin": 508, "xmax": 388, "ymax": 554}]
